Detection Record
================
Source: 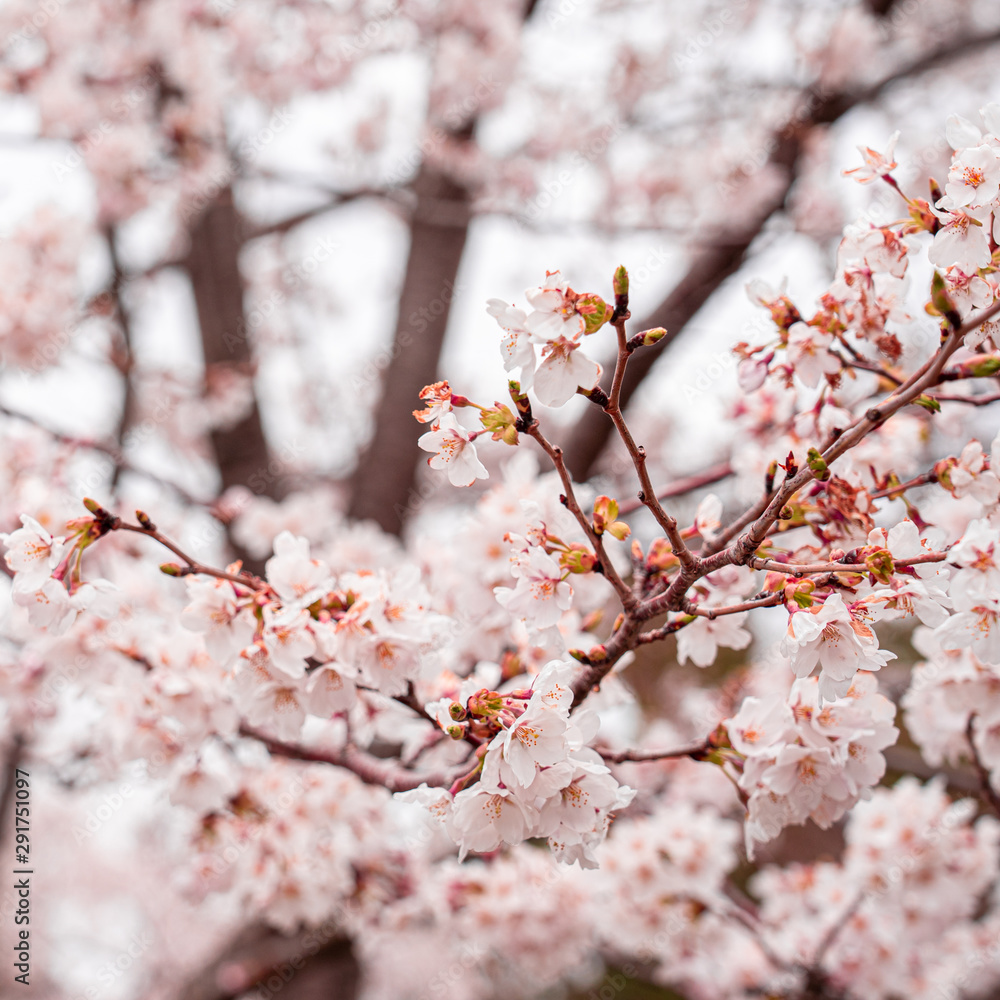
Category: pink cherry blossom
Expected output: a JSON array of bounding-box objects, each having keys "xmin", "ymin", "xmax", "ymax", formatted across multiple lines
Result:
[{"xmin": 417, "ymin": 412, "xmax": 489, "ymax": 487}]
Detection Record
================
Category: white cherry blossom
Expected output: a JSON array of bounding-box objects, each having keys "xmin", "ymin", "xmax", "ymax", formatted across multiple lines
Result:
[
  {"xmin": 417, "ymin": 412, "xmax": 489, "ymax": 487},
  {"xmin": 532, "ymin": 337, "xmax": 602, "ymax": 407},
  {"xmin": 781, "ymin": 594, "xmax": 896, "ymax": 701},
  {"xmin": 1, "ymin": 514, "xmax": 66, "ymax": 592}
]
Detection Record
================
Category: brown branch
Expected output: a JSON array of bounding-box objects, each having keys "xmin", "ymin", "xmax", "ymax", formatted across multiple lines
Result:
[
  {"xmin": 241, "ymin": 187, "xmax": 394, "ymax": 241},
  {"xmin": 966, "ymin": 716, "xmax": 1000, "ymax": 816},
  {"xmin": 618, "ymin": 461, "xmax": 732, "ymax": 515},
  {"xmin": 749, "ymin": 551, "xmax": 948, "ymax": 577},
  {"xmin": 0, "ymin": 402, "xmax": 209, "ymax": 507},
  {"xmin": 704, "ymin": 300, "xmax": 1000, "ymax": 575},
  {"xmin": 600, "ymin": 321, "xmax": 698, "ymax": 575},
  {"xmin": 105, "ymin": 226, "xmax": 137, "ymax": 489},
  {"xmin": 562, "ymin": 26, "xmax": 1000, "ymax": 482},
  {"xmin": 569, "ymin": 303, "xmax": 1000, "ymax": 709},
  {"xmin": 930, "ymin": 389, "xmax": 1000, "ymax": 406},
  {"xmin": 239, "ymin": 725, "xmax": 467, "ymax": 793},
  {"xmin": 692, "ymin": 592, "xmax": 785, "ymax": 617},
  {"xmin": 525, "ymin": 421, "xmax": 636, "ymax": 610},
  {"xmin": 598, "ymin": 737, "xmax": 710, "ymax": 764},
  {"xmin": 868, "ymin": 471, "xmax": 938, "ymax": 499},
  {"xmin": 99, "ymin": 508, "xmax": 272, "ymax": 592}
]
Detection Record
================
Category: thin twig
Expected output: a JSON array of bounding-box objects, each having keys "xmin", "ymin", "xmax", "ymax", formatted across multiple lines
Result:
[
  {"xmin": 966, "ymin": 716, "xmax": 1000, "ymax": 816},
  {"xmin": 598, "ymin": 738, "xmax": 710, "ymax": 764},
  {"xmin": 239, "ymin": 725, "xmax": 469, "ymax": 793},
  {"xmin": 525, "ymin": 421, "xmax": 636, "ymax": 609},
  {"xmin": 618, "ymin": 461, "xmax": 733, "ymax": 515}
]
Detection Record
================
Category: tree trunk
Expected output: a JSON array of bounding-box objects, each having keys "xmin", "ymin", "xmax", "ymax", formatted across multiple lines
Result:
[
  {"xmin": 185, "ymin": 187, "xmax": 276, "ymax": 501},
  {"xmin": 185, "ymin": 187, "xmax": 277, "ymax": 570},
  {"xmin": 346, "ymin": 164, "xmax": 471, "ymax": 532}
]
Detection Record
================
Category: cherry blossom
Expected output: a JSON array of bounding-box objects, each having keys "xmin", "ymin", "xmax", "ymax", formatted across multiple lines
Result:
[
  {"xmin": 0, "ymin": 514, "xmax": 67, "ymax": 592},
  {"xmin": 786, "ymin": 322, "xmax": 841, "ymax": 387},
  {"xmin": 781, "ymin": 594, "xmax": 896, "ymax": 701},
  {"xmin": 417, "ymin": 412, "xmax": 489, "ymax": 487},
  {"xmin": 929, "ymin": 208, "xmax": 992, "ymax": 271},
  {"xmin": 523, "ymin": 271, "xmax": 586, "ymax": 341},
  {"xmin": 494, "ymin": 544, "xmax": 573, "ymax": 630},
  {"xmin": 265, "ymin": 531, "xmax": 331, "ymax": 604},
  {"xmin": 842, "ymin": 131, "xmax": 899, "ymax": 183},
  {"xmin": 532, "ymin": 337, "xmax": 602, "ymax": 407},
  {"xmin": 944, "ymin": 144, "xmax": 1000, "ymax": 208}
]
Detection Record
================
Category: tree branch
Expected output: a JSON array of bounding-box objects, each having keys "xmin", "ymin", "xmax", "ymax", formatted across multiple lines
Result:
[{"xmin": 239, "ymin": 725, "xmax": 468, "ymax": 793}]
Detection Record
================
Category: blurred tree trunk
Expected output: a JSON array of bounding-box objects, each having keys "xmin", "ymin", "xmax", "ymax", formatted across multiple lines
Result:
[
  {"xmin": 346, "ymin": 163, "xmax": 471, "ymax": 532},
  {"xmin": 177, "ymin": 923, "xmax": 360, "ymax": 1000},
  {"xmin": 185, "ymin": 187, "xmax": 278, "ymax": 570},
  {"xmin": 347, "ymin": 0, "xmax": 540, "ymax": 535},
  {"xmin": 185, "ymin": 187, "xmax": 276, "ymax": 500}
]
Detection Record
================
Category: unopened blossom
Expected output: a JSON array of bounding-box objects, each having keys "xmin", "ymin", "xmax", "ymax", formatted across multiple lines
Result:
[
  {"xmin": 532, "ymin": 337, "xmax": 601, "ymax": 407},
  {"xmin": 417, "ymin": 412, "xmax": 489, "ymax": 487},
  {"xmin": 781, "ymin": 593, "xmax": 896, "ymax": 701},
  {"xmin": 786, "ymin": 323, "xmax": 840, "ymax": 387},
  {"xmin": 1, "ymin": 514, "xmax": 66, "ymax": 592}
]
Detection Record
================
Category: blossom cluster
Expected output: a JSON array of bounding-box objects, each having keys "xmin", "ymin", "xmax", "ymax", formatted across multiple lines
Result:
[
  {"xmin": 725, "ymin": 672, "xmax": 898, "ymax": 855},
  {"xmin": 404, "ymin": 659, "xmax": 634, "ymax": 868}
]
